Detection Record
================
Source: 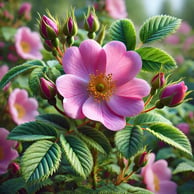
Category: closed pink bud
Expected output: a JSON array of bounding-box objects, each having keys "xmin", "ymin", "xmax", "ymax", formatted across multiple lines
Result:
[
  {"xmin": 133, "ymin": 152, "xmax": 148, "ymax": 171},
  {"xmin": 18, "ymin": 2, "xmax": 32, "ymax": 21},
  {"xmin": 40, "ymin": 15, "xmax": 59, "ymax": 40},
  {"xmin": 159, "ymin": 81, "xmax": 188, "ymax": 107},
  {"xmin": 151, "ymin": 73, "xmax": 165, "ymax": 89},
  {"xmin": 40, "ymin": 78, "xmax": 57, "ymax": 100},
  {"xmin": 8, "ymin": 162, "xmax": 20, "ymax": 176}
]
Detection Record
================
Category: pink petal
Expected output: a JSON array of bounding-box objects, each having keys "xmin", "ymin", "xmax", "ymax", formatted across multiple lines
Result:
[
  {"xmin": 56, "ymin": 75, "xmax": 88, "ymax": 119},
  {"xmin": 116, "ymin": 78, "xmax": 150, "ymax": 97},
  {"xmin": 152, "ymin": 160, "xmax": 171, "ymax": 180},
  {"xmin": 142, "ymin": 166, "xmax": 155, "ymax": 192},
  {"xmin": 82, "ymin": 97, "xmax": 125, "ymax": 131},
  {"xmin": 107, "ymin": 95, "xmax": 144, "ymax": 116},
  {"xmin": 79, "ymin": 39, "xmax": 106, "ymax": 75},
  {"xmin": 159, "ymin": 181, "xmax": 177, "ymax": 194},
  {"xmin": 104, "ymin": 41, "xmax": 142, "ymax": 86},
  {"xmin": 63, "ymin": 46, "xmax": 88, "ymax": 80}
]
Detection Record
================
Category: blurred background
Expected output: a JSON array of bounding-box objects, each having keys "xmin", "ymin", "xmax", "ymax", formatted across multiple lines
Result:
[{"xmin": 24, "ymin": 0, "xmax": 194, "ymax": 29}]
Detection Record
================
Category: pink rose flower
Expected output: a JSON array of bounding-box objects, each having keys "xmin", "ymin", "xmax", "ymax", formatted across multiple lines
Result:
[
  {"xmin": 18, "ymin": 2, "xmax": 32, "ymax": 21},
  {"xmin": 0, "ymin": 128, "xmax": 18, "ymax": 175},
  {"xmin": 159, "ymin": 81, "xmax": 187, "ymax": 107},
  {"xmin": 105, "ymin": 0, "xmax": 128, "ymax": 19},
  {"xmin": 8, "ymin": 88, "xmax": 39, "ymax": 125},
  {"xmin": 141, "ymin": 153, "xmax": 177, "ymax": 194},
  {"xmin": 176, "ymin": 122, "xmax": 190, "ymax": 134},
  {"xmin": 56, "ymin": 39, "xmax": 150, "ymax": 131},
  {"xmin": 15, "ymin": 27, "xmax": 43, "ymax": 60},
  {"xmin": 0, "ymin": 65, "xmax": 10, "ymax": 91}
]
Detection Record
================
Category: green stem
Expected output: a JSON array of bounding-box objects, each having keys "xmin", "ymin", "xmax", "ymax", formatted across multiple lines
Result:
[{"xmin": 91, "ymin": 149, "xmax": 98, "ymax": 190}]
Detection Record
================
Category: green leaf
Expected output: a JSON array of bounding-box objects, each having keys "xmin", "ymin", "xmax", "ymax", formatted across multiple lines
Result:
[
  {"xmin": 1, "ymin": 27, "xmax": 17, "ymax": 41},
  {"xmin": 60, "ymin": 134, "xmax": 93, "ymax": 178},
  {"xmin": 115, "ymin": 126, "xmax": 143, "ymax": 159},
  {"xmin": 29, "ymin": 66, "xmax": 47, "ymax": 96},
  {"xmin": 109, "ymin": 19, "xmax": 136, "ymax": 50},
  {"xmin": 146, "ymin": 123, "xmax": 192, "ymax": 156},
  {"xmin": 173, "ymin": 162, "xmax": 194, "ymax": 174},
  {"xmin": 139, "ymin": 15, "xmax": 181, "ymax": 43},
  {"xmin": 136, "ymin": 47, "xmax": 176, "ymax": 72},
  {"xmin": 0, "ymin": 177, "xmax": 26, "ymax": 194},
  {"xmin": 8, "ymin": 121, "xmax": 57, "ymax": 141},
  {"xmin": 77, "ymin": 126, "xmax": 111, "ymax": 154},
  {"xmin": 36, "ymin": 114, "xmax": 70, "ymax": 131},
  {"xmin": 22, "ymin": 140, "xmax": 61, "ymax": 183},
  {"xmin": 0, "ymin": 60, "xmax": 45, "ymax": 89},
  {"xmin": 134, "ymin": 112, "xmax": 172, "ymax": 126}
]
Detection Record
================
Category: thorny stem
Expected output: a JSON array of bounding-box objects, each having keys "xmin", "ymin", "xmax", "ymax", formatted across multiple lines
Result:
[
  {"xmin": 55, "ymin": 55, "xmax": 63, "ymax": 65},
  {"xmin": 56, "ymin": 46, "xmax": 64, "ymax": 57},
  {"xmin": 144, "ymin": 94, "xmax": 153, "ymax": 107},
  {"xmin": 53, "ymin": 103, "xmax": 67, "ymax": 117},
  {"xmin": 141, "ymin": 106, "xmax": 156, "ymax": 113}
]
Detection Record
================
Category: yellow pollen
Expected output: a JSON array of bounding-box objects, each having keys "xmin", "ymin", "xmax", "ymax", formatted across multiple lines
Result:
[
  {"xmin": 20, "ymin": 41, "xmax": 31, "ymax": 53},
  {"xmin": 153, "ymin": 174, "xmax": 160, "ymax": 192},
  {"xmin": 87, "ymin": 73, "xmax": 115, "ymax": 102},
  {"xmin": 14, "ymin": 103, "xmax": 26, "ymax": 119},
  {"xmin": 0, "ymin": 146, "xmax": 4, "ymax": 161}
]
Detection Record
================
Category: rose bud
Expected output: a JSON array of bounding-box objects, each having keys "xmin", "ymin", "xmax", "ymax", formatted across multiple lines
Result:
[
  {"xmin": 151, "ymin": 73, "xmax": 165, "ymax": 89},
  {"xmin": 18, "ymin": 2, "xmax": 32, "ymax": 21},
  {"xmin": 63, "ymin": 15, "xmax": 78, "ymax": 37},
  {"xmin": 8, "ymin": 162, "xmax": 20, "ymax": 176}
]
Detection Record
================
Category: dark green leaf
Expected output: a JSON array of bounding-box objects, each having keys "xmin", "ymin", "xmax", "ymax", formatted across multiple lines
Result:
[
  {"xmin": 134, "ymin": 112, "xmax": 172, "ymax": 126},
  {"xmin": 115, "ymin": 126, "xmax": 143, "ymax": 158},
  {"xmin": 22, "ymin": 140, "xmax": 61, "ymax": 183},
  {"xmin": 109, "ymin": 19, "xmax": 136, "ymax": 50},
  {"xmin": 0, "ymin": 60, "xmax": 45, "ymax": 89},
  {"xmin": 139, "ymin": 15, "xmax": 181, "ymax": 43},
  {"xmin": 8, "ymin": 121, "xmax": 57, "ymax": 141},
  {"xmin": 36, "ymin": 114, "xmax": 70, "ymax": 131},
  {"xmin": 60, "ymin": 135, "xmax": 93, "ymax": 178},
  {"xmin": 147, "ymin": 123, "xmax": 192, "ymax": 156},
  {"xmin": 77, "ymin": 126, "xmax": 111, "ymax": 154},
  {"xmin": 136, "ymin": 47, "xmax": 176, "ymax": 72}
]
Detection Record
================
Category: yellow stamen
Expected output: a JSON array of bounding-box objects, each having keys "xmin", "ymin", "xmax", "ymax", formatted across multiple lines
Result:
[
  {"xmin": 0, "ymin": 146, "xmax": 4, "ymax": 161},
  {"xmin": 14, "ymin": 103, "xmax": 26, "ymax": 118},
  {"xmin": 20, "ymin": 41, "xmax": 31, "ymax": 53},
  {"xmin": 87, "ymin": 73, "xmax": 115, "ymax": 102},
  {"xmin": 154, "ymin": 174, "xmax": 160, "ymax": 192}
]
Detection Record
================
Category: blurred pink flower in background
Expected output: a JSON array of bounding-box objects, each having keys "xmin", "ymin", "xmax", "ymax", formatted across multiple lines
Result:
[
  {"xmin": 0, "ymin": 65, "xmax": 10, "ymax": 91},
  {"xmin": 141, "ymin": 153, "xmax": 177, "ymax": 194},
  {"xmin": 165, "ymin": 35, "xmax": 179, "ymax": 45},
  {"xmin": 183, "ymin": 36, "xmax": 194, "ymax": 51},
  {"xmin": 175, "ymin": 55, "xmax": 184, "ymax": 65},
  {"xmin": 15, "ymin": 27, "xmax": 43, "ymax": 60},
  {"xmin": 105, "ymin": 0, "xmax": 128, "ymax": 19},
  {"xmin": 178, "ymin": 21, "xmax": 191, "ymax": 35},
  {"xmin": 176, "ymin": 122, "xmax": 190, "ymax": 134},
  {"xmin": 18, "ymin": 2, "xmax": 32, "ymax": 21},
  {"xmin": 56, "ymin": 39, "xmax": 150, "ymax": 131},
  {"xmin": 8, "ymin": 88, "xmax": 39, "ymax": 125},
  {"xmin": 0, "ymin": 128, "xmax": 18, "ymax": 175}
]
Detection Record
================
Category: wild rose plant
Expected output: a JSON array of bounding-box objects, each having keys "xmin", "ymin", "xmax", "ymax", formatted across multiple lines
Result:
[{"xmin": 0, "ymin": 1, "xmax": 194, "ymax": 193}]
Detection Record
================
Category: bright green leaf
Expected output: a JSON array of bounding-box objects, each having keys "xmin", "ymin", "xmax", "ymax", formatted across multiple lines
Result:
[
  {"xmin": 136, "ymin": 47, "xmax": 176, "ymax": 72},
  {"xmin": 115, "ymin": 126, "xmax": 143, "ymax": 159},
  {"xmin": 22, "ymin": 140, "xmax": 61, "ymax": 183},
  {"xmin": 134, "ymin": 112, "xmax": 172, "ymax": 126},
  {"xmin": 109, "ymin": 19, "xmax": 136, "ymax": 50},
  {"xmin": 173, "ymin": 162, "xmax": 194, "ymax": 174},
  {"xmin": 0, "ymin": 60, "xmax": 45, "ymax": 89},
  {"xmin": 8, "ymin": 121, "xmax": 57, "ymax": 141},
  {"xmin": 77, "ymin": 126, "xmax": 111, "ymax": 154},
  {"xmin": 29, "ymin": 67, "xmax": 47, "ymax": 96},
  {"xmin": 1, "ymin": 27, "xmax": 17, "ymax": 41},
  {"xmin": 36, "ymin": 114, "xmax": 70, "ymax": 131},
  {"xmin": 60, "ymin": 135, "xmax": 93, "ymax": 178},
  {"xmin": 146, "ymin": 123, "xmax": 192, "ymax": 156},
  {"xmin": 139, "ymin": 15, "xmax": 181, "ymax": 43}
]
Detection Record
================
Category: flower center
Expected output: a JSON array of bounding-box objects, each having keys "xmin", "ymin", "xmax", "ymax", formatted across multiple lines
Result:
[
  {"xmin": 20, "ymin": 41, "xmax": 31, "ymax": 53},
  {"xmin": 153, "ymin": 174, "xmax": 160, "ymax": 192},
  {"xmin": 14, "ymin": 103, "xmax": 26, "ymax": 119},
  {"xmin": 87, "ymin": 73, "xmax": 115, "ymax": 102},
  {"xmin": 0, "ymin": 146, "xmax": 4, "ymax": 161}
]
